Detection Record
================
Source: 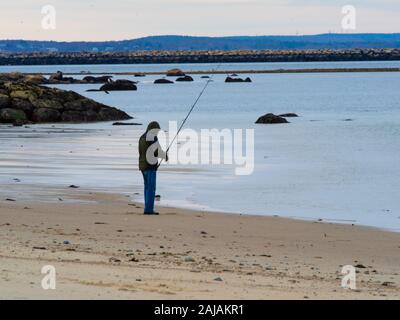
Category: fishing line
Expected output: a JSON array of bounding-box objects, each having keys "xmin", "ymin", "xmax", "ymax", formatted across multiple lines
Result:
[{"xmin": 158, "ymin": 64, "xmax": 221, "ymax": 168}]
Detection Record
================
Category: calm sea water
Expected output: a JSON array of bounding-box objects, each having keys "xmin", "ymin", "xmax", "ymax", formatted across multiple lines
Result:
[
  {"xmin": 1, "ymin": 60, "xmax": 400, "ymax": 74},
  {"xmin": 1, "ymin": 62, "xmax": 400, "ymax": 231}
]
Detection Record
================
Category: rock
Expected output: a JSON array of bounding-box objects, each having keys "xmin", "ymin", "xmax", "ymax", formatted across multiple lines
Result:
[
  {"xmin": 214, "ymin": 277, "xmax": 223, "ymax": 282},
  {"xmin": 0, "ymin": 94, "xmax": 11, "ymax": 108},
  {"xmin": 13, "ymin": 119, "xmax": 26, "ymax": 126},
  {"xmin": 61, "ymin": 110, "xmax": 97, "ymax": 122},
  {"xmin": 255, "ymin": 113, "xmax": 289, "ymax": 124},
  {"xmin": 69, "ymin": 185, "xmax": 79, "ymax": 188},
  {"xmin": 355, "ymin": 264, "xmax": 367, "ymax": 269},
  {"xmin": 112, "ymin": 122, "xmax": 142, "ymax": 126},
  {"xmin": 0, "ymin": 73, "xmax": 48, "ymax": 85},
  {"xmin": 49, "ymin": 71, "xmax": 64, "ymax": 82},
  {"xmin": 382, "ymin": 281, "xmax": 395, "ymax": 287},
  {"xmin": 166, "ymin": 68, "xmax": 185, "ymax": 77},
  {"xmin": 63, "ymin": 240, "xmax": 70, "ymax": 245},
  {"xmin": 201, "ymin": 75, "xmax": 210, "ymax": 78},
  {"xmin": 32, "ymin": 108, "xmax": 61, "ymax": 122},
  {"xmin": 0, "ymin": 108, "xmax": 27, "ymax": 123},
  {"xmin": 0, "ymin": 81, "xmax": 132, "ymax": 124},
  {"xmin": 184, "ymin": 256, "xmax": 195, "ymax": 262},
  {"xmin": 279, "ymin": 113, "xmax": 299, "ymax": 117},
  {"xmin": 47, "ymin": 71, "xmax": 85, "ymax": 84},
  {"xmin": 225, "ymin": 76, "xmax": 252, "ymax": 83},
  {"xmin": 9, "ymin": 90, "xmax": 36, "ymax": 100},
  {"xmin": 109, "ymin": 257, "xmax": 121, "ymax": 263},
  {"xmin": 83, "ymin": 75, "xmax": 113, "ymax": 83},
  {"xmin": 24, "ymin": 75, "xmax": 49, "ymax": 84},
  {"xmin": 154, "ymin": 78, "xmax": 174, "ymax": 84},
  {"xmin": 99, "ymin": 80, "xmax": 137, "ymax": 91},
  {"xmin": 31, "ymin": 98, "xmax": 64, "ymax": 110},
  {"xmin": 98, "ymin": 107, "xmax": 131, "ymax": 121},
  {"xmin": 11, "ymin": 99, "xmax": 35, "ymax": 117},
  {"xmin": 64, "ymin": 98, "xmax": 99, "ymax": 112},
  {"xmin": 176, "ymin": 75, "xmax": 194, "ymax": 82},
  {"xmin": 134, "ymin": 73, "xmax": 146, "ymax": 77}
]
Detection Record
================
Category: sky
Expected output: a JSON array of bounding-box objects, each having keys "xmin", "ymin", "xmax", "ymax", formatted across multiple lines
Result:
[{"xmin": 0, "ymin": 0, "xmax": 399, "ymax": 41}]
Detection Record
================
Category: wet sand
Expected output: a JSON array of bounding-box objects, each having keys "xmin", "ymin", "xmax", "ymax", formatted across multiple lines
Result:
[{"xmin": 1, "ymin": 189, "xmax": 399, "ymax": 299}]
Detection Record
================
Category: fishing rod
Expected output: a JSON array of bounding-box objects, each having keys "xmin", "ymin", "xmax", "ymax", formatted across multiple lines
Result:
[{"xmin": 157, "ymin": 64, "xmax": 221, "ymax": 168}]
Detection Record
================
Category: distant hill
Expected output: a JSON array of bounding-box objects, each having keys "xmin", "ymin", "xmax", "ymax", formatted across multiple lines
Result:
[{"xmin": 1, "ymin": 34, "xmax": 400, "ymax": 53}]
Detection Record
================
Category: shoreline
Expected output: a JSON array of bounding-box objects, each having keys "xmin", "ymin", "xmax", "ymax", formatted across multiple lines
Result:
[
  {"xmin": 2, "ymin": 179, "xmax": 399, "ymax": 234},
  {"xmin": 1, "ymin": 189, "xmax": 399, "ymax": 299}
]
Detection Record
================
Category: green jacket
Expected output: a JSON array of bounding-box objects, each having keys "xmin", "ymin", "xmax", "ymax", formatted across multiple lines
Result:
[{"xmin": 138, "ymin": 122, "xmax": 167, "ymax": 171}]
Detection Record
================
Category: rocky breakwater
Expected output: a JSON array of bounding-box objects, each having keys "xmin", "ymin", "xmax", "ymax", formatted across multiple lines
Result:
[{"xmin": 0, "ymin": 81, "xmax": 132, "ymax": 125}]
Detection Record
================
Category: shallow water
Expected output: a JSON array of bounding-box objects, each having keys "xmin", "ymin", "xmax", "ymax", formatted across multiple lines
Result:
[{"xmin": 1, "ymin": 62, "xmax": 400, "ymax": 231}]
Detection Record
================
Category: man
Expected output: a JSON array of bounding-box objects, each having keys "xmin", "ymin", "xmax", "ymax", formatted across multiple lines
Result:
[{"xmin": 138, "ymin": 121, "xmax": 168, "ymax": 215}]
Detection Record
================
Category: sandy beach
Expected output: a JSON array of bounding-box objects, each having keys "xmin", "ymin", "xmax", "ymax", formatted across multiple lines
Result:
[{"xmin": 1, "ymin": 189, "xmax": 399, "ymax": 300}]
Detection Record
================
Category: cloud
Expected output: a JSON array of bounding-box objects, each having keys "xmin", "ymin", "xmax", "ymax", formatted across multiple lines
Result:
[{"xmin": 0, "ymin": 0, "xmax": 399, "ymax": 41}]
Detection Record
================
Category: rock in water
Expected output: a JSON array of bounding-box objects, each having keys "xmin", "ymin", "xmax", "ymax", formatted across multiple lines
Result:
[
  {"xmin": 225, "ymin": 76, "xmax": 252, "ymax": 83},
  {"xmin": 166, "ymin": 68, "xmax": 185, "ymax": 77},
  {"xmin": 0, "ymin": 81, "xmax": 132, "ymax": 124},
  {"xmin": 256, "ymin": 113, "xmax": 289, "ymax": 124},
  {"xmin": 176, "ymin": 75, "xmax": 194, "ymax": 82},
  {"xmin": 99, "ymin": 80, "xmax": 137, "ymax": 91},
  {"xmin": 49, "ymin": 71, "xmax": 64, "ymax": 82},
  {"xmin": 279, "ymin": 113, "xmax": 299, "ymax": 117},
  {"xmin": 154, "ymin": 79, "xmax": 174, "ymax": 84},
  {"xmin": 83, "ymin": 75, "xmax": 113, "ymax": 83}
]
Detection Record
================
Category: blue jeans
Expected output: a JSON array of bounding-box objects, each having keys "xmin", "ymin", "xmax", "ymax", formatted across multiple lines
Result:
[{"xmin": 142, "ymin": 170, "xmax": 157, "ymax": 213}]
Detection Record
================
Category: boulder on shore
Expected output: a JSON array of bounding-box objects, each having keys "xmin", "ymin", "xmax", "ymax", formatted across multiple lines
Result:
[
  {"xmin": 166, "ymin": 68, "xmax": 185, "ymax": 77},
  {"xmin": 176, "ymin": 75, "xmax": 194, "ymax": 82},
  {"xmin": 0, "ymin": 108, "xmax": 27, "ymax": 123},
  {"xmin": 255, "ymin": 113, "xmax": 289, "ymax": 124},
  {"xmin": 0, "ymin": 81, "xmax": 132, "ymax": 125},
  {"xmin": 154, "ymin": 78, "xmax": 174, "ymax": 84}
]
